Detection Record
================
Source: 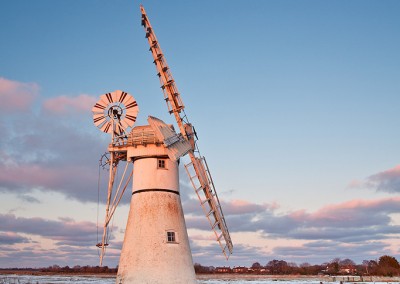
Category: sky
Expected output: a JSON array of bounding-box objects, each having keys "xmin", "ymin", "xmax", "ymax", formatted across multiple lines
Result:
[{"xmin": 0, "ymin": 0, "xmax": 400, "ymax": 268}]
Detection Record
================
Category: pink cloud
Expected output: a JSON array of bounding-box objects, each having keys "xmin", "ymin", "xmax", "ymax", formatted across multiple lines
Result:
[
  {"xmin": 0, "ymin": 214, "xmax": 108, "ymax": 267},
  {"xmin": 183, "ymin": 196, "xmax": 274, "ymax": 217},
  {"xmin": 0, "ymin": 162, "xmax": 98, "ymax": 201},
  {"xmin": 347, "ymin": 179, "xmax": 363, "ymax": 188},
  {"xmin": 284, "ymin": 197, "xmax": 400, "ymax": 231},
  {"xmin": 43, "ymin": 94, "xmax": 97, "ymax": 114},
  {"xmin": 0, "ymin": 232, "xmax": 31, "ymax": 245},
  {"xmin": 366, "ymin": 165, "xmax": 400, "ymax": 193},
  {"xmin": 349, "ymin": 165, "xmax": 400, "ymax": 193},
  {"xmin": 0, "ymin": 77, "xmax": 39, "ymax": 112},
  {"xmin": 323, "ymin": 197, "xmax": 400, "ymax": 211},
  {"xmin": 189, "ymin": 234, "xmax": 215, "ymax": 241},
  {"xmin": 221, "ymin": 199, "xmax": 273, "ymax": 215},
  {"xmin": 0, "ymin": 213, "xmax": 98, "ymax": 241}
]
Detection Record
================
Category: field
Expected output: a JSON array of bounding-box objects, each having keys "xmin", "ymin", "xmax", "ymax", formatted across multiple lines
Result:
[{"xmin": 1, "ymin": 270, "xmax": 400, "ymax": 284}]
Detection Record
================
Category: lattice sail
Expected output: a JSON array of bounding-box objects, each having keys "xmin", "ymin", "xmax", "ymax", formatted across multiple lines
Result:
[
  {"xmin": 185, "ymin": 157, "xmax": 233, "ymax": 258},
  {"xmin": 140, "ymin": 5, "xmax": 233, "ymax": 259},
  {"xmin": 148, "ymin": 116, "xmax": 192, "ymax": 161}
]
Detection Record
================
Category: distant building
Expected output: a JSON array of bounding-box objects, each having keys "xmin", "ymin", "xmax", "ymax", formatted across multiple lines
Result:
[
  {"xmin": 232, "ymin": 266, "xmax": 248, "ymax": 273},
  {"xmin": 340, "ymin": 265, "xmax": 356, "ymax": 275},
  {"xmin": 248, "ymin": 267, "xmax": 268, "ymax": 274},
  {"xmin": 215, "ymin": 266, "xmax": 231, "ymax": 273}
]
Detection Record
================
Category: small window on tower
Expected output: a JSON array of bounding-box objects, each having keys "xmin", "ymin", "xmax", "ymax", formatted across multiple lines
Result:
[
  {"xmin": 167, "ymin": 231, "xmax": 175, "ymax": 243},
  {"xmin": 158, "ymin": 159, "xmax": 166, "ymax": 169}
]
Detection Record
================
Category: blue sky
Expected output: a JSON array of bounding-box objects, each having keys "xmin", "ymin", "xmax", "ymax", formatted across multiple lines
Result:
[{"xmin": 1, "ymin": 0, "xmax": 400, "ymax": 268}]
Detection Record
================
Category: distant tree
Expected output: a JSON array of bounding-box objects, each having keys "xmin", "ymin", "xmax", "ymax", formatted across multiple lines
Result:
[
  {"xmin": 299, "ymin": 263, "xmax": 312, "ymax": 275},
  {"xmin": 360, "ymin": 260, "xmax": 378, "ymax": 275},
  {"xmin": 61, "ymin": 266, "xmax": 71, "ymax": 272},
  {"xmin": 266, "ymin": 259, "xmax": 290, "ymax": 274},
  {"xmin": 251, "ymin": 262, "xmax": 262, "ymax": 269},
  {"xmin": 194, "ymin": 263, "xmax": 203, "ymax": 274},
  {"xmin": 340, "ymin": 259, "xmax": 355, "ymax": 266},
  {"xmin": 362, "ymin": 260, "xmax": 370, "ymax": 274},
  {"xmin": 194, "ymin": 263, "xmax": 212, "ymax": 274},
  {"xmin": 338, "ymin": 259, "xmax": 356, "ymax": 275},
  {"xmin": 379, "ymin": 255, "xmax": 400, "ymax": 268},
  {"xmin": 378, "ymin": 255, "xmax": 400, "ymax": 276},
  {"xmin": 369, "ymin": 260, "xmax": 379, "ymax": 275},
  {"xmin": 300, "ymin": 263, "xmax": 325, "ymax": 275},
  {"xmin": 327, "ymin": 259, "xmax": 340, "ymax": 274}
]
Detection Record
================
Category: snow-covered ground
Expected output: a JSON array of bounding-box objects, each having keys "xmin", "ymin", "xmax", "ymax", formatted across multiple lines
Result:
[
  {"xmin": 0, "ymin": 274, "xmax": 114, "ymax": 284},
  {"xmin": 0, "ymin": 274, "xmax": 399, "ymax": 284}
]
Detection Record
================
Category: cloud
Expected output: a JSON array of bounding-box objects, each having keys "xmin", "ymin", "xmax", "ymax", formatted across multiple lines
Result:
[
  {"xmin": 0, "ymin": 214, "xmax": 99, "ymax": 245},
  {"xmin": 187, "ymin": 195, "xmax": 400, "ymax": 265},
  {"xmin": 17, "ymin": 194, "xmax": 41, "ymax": 203},
  {"xmin": 185, "ymin": 196, "xmax": 400, "ymax": 264},
  {"xmin": 0, "ymin": 77, "xmax": 39, "ymax": 112},
  {"xmin": 0, "ymin": 213, "xmax": 121, "ymax": 267},
  {"xmin": 365, "ymin": 165, "xmax": 400, "ymax": 193},
  {"xmin": 43, "ymin": 94, "xmax": 97, "ymax": 114},
  {"xmin": 271, "ymin": 240, "xmax": 390, "ymax": 264},
  {"xmin": 0, "ymin": 232, "xmax": 31, "ymax": 245},
  {"xmin": 349, "ymin": 165, "xmax": 400, "ymax": 193},
  {"xmin": 190, "ymin": 240, "xmax": 267, "ymax": 267},
  {"xmin": 0, "ymin": 163, "xmax": 99, "ymax": 202},
  {"xmin": 288, "ymin": 198, "xmax": 400, "ymax": 229},
  {"xmin": 0, "ymin": 244, "xmax": 107, "ymax": 268},
  {"xmin": 1, "ymin": 77, "xmax": 399, "ymax": 268},
  {"xmin": 263, "ymin": 197, "xmax": 400, "ymax": 241},
  {"xmin": 221, "ymin": 200, "xmax": 273, "ymax": 216},
  {"xmin": 0, "ymin": 77, "xmax": 109, "ymax": 203}
]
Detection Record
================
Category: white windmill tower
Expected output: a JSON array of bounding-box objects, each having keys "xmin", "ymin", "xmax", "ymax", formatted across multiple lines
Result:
[{"xmin": 92, "ymin": 5, "xmax": 233, "ymax": 284}]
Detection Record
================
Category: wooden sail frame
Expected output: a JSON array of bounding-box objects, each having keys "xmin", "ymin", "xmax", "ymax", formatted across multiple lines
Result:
[{"xmin": 140, "ymin": 5, "xmax": 233, "ymax": 259}]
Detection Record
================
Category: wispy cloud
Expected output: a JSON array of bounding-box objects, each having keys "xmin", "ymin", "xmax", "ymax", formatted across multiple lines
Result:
[
  {"xmin": 43, "ymin": 94, "xmax": 97, "ymax": 115},
  {"xmin": 1, "ymin": 77, "xmax": 399, "ymax": 268},
  {"xmin": 366, "ymin": 165, "xmax": 400, "ymax": 193},
  {"xmin": 349, "ymin": 165, "xmax": 400, "ymax": 193},
  {"xmin": 0, "ymin": 77, "xmax": 109, "ymax": 203},
  {"xmin": 0, "ymin": 213, "xmax": 115, "ymax": 267},
  {"xmin": 0, "ymin": 232, "xmax": 31, "ymax": 245},
  {"xmin": 18, "ymin": 194, "xmax": 41, "ymax": 203},
  {"xmin": 184, "ymin": 196, "xmax": 400, "ymax": 265},
  {"xmin": 0, "ymin": 214, "xmax": 98, "ymax": 245},
  {"xmin": 0, "ymin": 77, "xmax": 39, "ymax": 112}
]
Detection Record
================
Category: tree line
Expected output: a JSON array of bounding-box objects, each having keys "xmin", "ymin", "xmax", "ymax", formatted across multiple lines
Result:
[
  {"xmin": 194, "ymin": 255, "xmax": 400, "ymax": 277},
  {"xmin": 1, "ymin": 255, "xmax": 399, "ymax": 276}
]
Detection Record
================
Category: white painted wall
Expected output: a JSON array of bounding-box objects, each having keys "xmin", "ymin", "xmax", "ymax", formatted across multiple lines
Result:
[{"xmin": 116, "ymin": 143, "xmax": 197, "ymax": 284}]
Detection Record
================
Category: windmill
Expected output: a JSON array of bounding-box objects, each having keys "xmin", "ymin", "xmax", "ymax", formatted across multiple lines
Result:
[{"xmin": 92, "ymin": 5, "xmax": 233, "ymax": 283}]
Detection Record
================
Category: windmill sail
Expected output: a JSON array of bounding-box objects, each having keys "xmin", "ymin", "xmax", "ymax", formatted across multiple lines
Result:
[
  {"xmin": 185, "ymin": 157, "xmax": 233, "ymax": 258},
  {"xmin": 148, "ymin": 116, "xmax": 192, "ymax": 161},
  {"xmin": 140, "ymin": 5, "xmax": 233, "ymax": 258}
]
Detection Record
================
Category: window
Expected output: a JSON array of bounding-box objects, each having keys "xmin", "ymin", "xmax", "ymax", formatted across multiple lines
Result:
[
  {"xmin": 167, "ymin": 231, "xmax": 175, "ymax": 243},
  {"xmin": 158, "ymin": 159, "xmax": 166, "ymax": 169}
]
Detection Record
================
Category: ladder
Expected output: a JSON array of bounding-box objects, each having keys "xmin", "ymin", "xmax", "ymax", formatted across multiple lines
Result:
[{"xmin": 185, "ymin": 157, "xmax": 233, "ymax": 258}]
